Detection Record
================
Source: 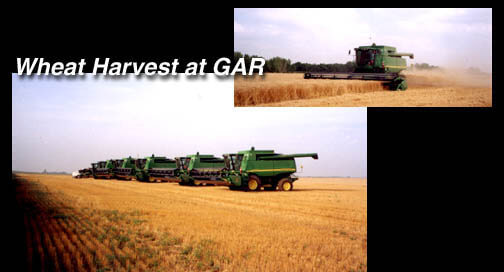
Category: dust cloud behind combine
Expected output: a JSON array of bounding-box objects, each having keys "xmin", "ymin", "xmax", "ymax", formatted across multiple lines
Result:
[
  {"xmin": 404, "ymin": 68, "xmax": 492, "ymax": 89},
  {"xmin": 234, "ymin": 70, "xmax": 492, "ymax": 107}
]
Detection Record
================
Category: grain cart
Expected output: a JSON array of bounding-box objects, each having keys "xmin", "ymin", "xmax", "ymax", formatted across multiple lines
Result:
[
  {"xmin": 177, "ymin": 153, "xmax": 227, "ymax": 186},
  {"xmin": 304, "ymin": 43, "xmax": 414, "ymax": 90},
  {"xmin": 92, "ymin": 159, "xmax": 121, "ymax": 179},
  {"xmin": 222, "ymin": 147, "xmax": 318, "ymax": 191},
  {"xmin": 135, "ymin": 154, "xmax": 178, "ymax": 182},
  {"xmin": 113, "ymin": 156, "xmax": 139, "ymax": 180}
]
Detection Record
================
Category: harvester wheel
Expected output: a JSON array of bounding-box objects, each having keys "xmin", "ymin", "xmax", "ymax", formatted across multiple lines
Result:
[
  {"xmin": 278, "ymin": 178, "xmax": 293, "ymax": 191},
  {"xmin": 245, "ymin": 175, "xmax": 261, "ymax": 191}
]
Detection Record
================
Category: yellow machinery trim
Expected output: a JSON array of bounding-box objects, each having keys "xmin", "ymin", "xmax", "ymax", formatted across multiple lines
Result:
[
  {"xmin": 385, "ymin": 65, "xmax": 407, "ymax": 69},
  {"xmin": 248, "ymin": 168, "xmax": 296, "ymax": 172}
]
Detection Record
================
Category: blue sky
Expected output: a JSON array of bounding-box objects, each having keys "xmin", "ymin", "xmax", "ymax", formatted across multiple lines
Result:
[
  {"xmin": 12, "ymin": 75, "xmax": 367, "ymax": 177},
  {"xmin": 235, "ymin": 8, "xmax": 492, "ymax": 72}
]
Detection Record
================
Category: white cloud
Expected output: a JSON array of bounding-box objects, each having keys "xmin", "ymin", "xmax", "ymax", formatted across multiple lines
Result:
[
  {"xmin": 254, "ymin": 8, "xmax": 372, "ymax": 41},
  {"xmin": 397, "ymin": 8, "xmax": 490, "ymax": 34},
  {"xmin": 235, "ymin": 8, "xmax": 374, "ymax": 63}
]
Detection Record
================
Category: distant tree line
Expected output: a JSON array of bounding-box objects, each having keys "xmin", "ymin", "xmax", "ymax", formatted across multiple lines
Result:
[
  {"xmin": 291, "ymin": 61, "xmax": 356, "ymax": 73},
  {"xmin": 234, "ymin": 52, "xmax": 356, "ymax": 73},
  {"xmin": 234, "ymin": 52, "xmax": 440, "ymax": 73},
  {"xmin": 411, "ymin": 63, "xmax": 439, "ymax": 70}
]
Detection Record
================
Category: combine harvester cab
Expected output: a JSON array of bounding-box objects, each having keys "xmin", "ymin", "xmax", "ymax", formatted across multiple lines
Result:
[
  {"xmin": 92, "ymin": 159, "xmax": 120, "ymax": 179},
  {"xmin": 113, "ymin": 156, "xmax": 138, "ymax": 180},
  {"xmin": 135, "ymin": 154, "xmax": 178, "ymax": 182},
  {"xmin": 304, "ymin": 43, "xmax": 414, "ymax": 90},
  {"xmin": 222, "ymin": 147, "xmax": 318, "ymax": 191},
  {"xmin": 178, "ymin": 153, "xmax": 227, "ymax": 186}
]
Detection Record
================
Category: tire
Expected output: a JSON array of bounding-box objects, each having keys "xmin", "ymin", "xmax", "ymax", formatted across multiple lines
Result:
[
  {"xmin": 179, "ymin": 180, "xmax": 194, "ymax": 186},
  {"xmin": 278, "ymin": 178, "xmax": 293, "ymax": 191},
  {"xmin": 245, "ymin": 175, "xmax": 261, "ymax": 191}
]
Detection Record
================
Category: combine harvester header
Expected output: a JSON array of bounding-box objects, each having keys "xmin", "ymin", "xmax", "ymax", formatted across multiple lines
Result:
[
  {"xmin": 178, "ymin": 153, "xmax": 227, "ymax": 186},
  {"xmin": 305, "ymin": 43, "xmax": 414, "ymax": 90}
]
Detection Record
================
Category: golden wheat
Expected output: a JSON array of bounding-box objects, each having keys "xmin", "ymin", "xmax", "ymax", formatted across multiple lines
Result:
[
  {"xmin": 235, "ymin": 72, "xmax": 492, "ymax": 107},
  {"xmin": 15, "ymin": 173, "xmax": 367, "ymax": 271},
  {"xmin": 235, "ymin": 73, "xmax": 385, "ymax": 106}
]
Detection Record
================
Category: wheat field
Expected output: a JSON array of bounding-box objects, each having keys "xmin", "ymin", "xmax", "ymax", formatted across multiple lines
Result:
[
  {"xmin": 234, "ymin": 71, "xmax": 492, "ymax": 107},
  {"xmin": 13, "ymin": 173, "xmax": 367, "ymax": 271}
]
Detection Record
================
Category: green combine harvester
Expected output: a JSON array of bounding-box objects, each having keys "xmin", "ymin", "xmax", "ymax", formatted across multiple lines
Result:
[
  {"xmin": 135, "ymin": 155, "xmax": 178, "ymax": 182},
  {"xmin": 304, "ymin": 43, "xmax": 414, "ymax": 90},
  {"xmin": 177, "ymin": 153, "xmax": 227, "ymax": 186},
  {"xmin": 146, "ymin": 156, "xmax": 179, "ymax": 182},
  {"xmin": 222, "ymin": 147, "xmax": 318, "ymax": 191},
  {"xmin": 113, "ymin": 156, "xmax": 138, "ymax": 180},
  {"xmin": 91, "ymin": 159, "xmax": 121, "ymax": 179},
  {"xmin": 74, "ymin": 168, "xmax": 92, "ymax": 179}
]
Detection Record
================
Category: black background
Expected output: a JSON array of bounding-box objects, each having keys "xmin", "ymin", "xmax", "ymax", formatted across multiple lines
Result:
[{"xmin": 7, "ymin": 8, "xmax": 497, "ymax": 271}]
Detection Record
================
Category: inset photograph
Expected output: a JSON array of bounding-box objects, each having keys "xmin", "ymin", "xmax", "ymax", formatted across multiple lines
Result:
[{"xmin": 234, "ymin": 8, "xmax": 492, "ymax": 107}]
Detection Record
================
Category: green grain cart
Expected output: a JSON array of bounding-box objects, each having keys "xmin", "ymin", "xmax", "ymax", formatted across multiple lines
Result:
[
  {"xmin": 305, "ymin": 43, "xmax": 414, "ymax": 90},
  {"xmin": 135, "ymin": 155, "xmax": 178, "ymax": 182},
  {"xmin": 222, "ymin": 147, "xmax": 318, "ymax": 191},
  {"xmin": 177, "ymin": 153, "xmax": 227, "ymax": 186}
]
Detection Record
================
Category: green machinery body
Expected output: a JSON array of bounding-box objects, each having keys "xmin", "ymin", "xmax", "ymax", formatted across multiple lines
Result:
[
  {"xmin": 177, "ymin": 153, "xmax": 226, "ymax": 186},
  {"xmin": 92, "ymin": 160, "xmax": 120, "ymax": 179},
  {"xmin": 304, "ymin": 43, "xmax": 414, "ymax": 90},
  {"xmin": 113, "ymin": 156, "xmax": 138, "ymax": 180},
  {"xmin": 222, "ymin": 147, "xmax": 318, "ymax": 191},
  {"xmin": 135, "ymin": 155, "xmax": 178, "ymax": 182}
]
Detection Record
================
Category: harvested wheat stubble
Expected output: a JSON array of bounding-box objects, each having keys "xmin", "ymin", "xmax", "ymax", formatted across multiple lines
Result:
[
  {"xmin": 15, "ymin": 173, "xmax": 367, "ymax": 272},
  {"xmin": 234, "ymin": 73, "xmax": 385, "ymax": 106}
]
